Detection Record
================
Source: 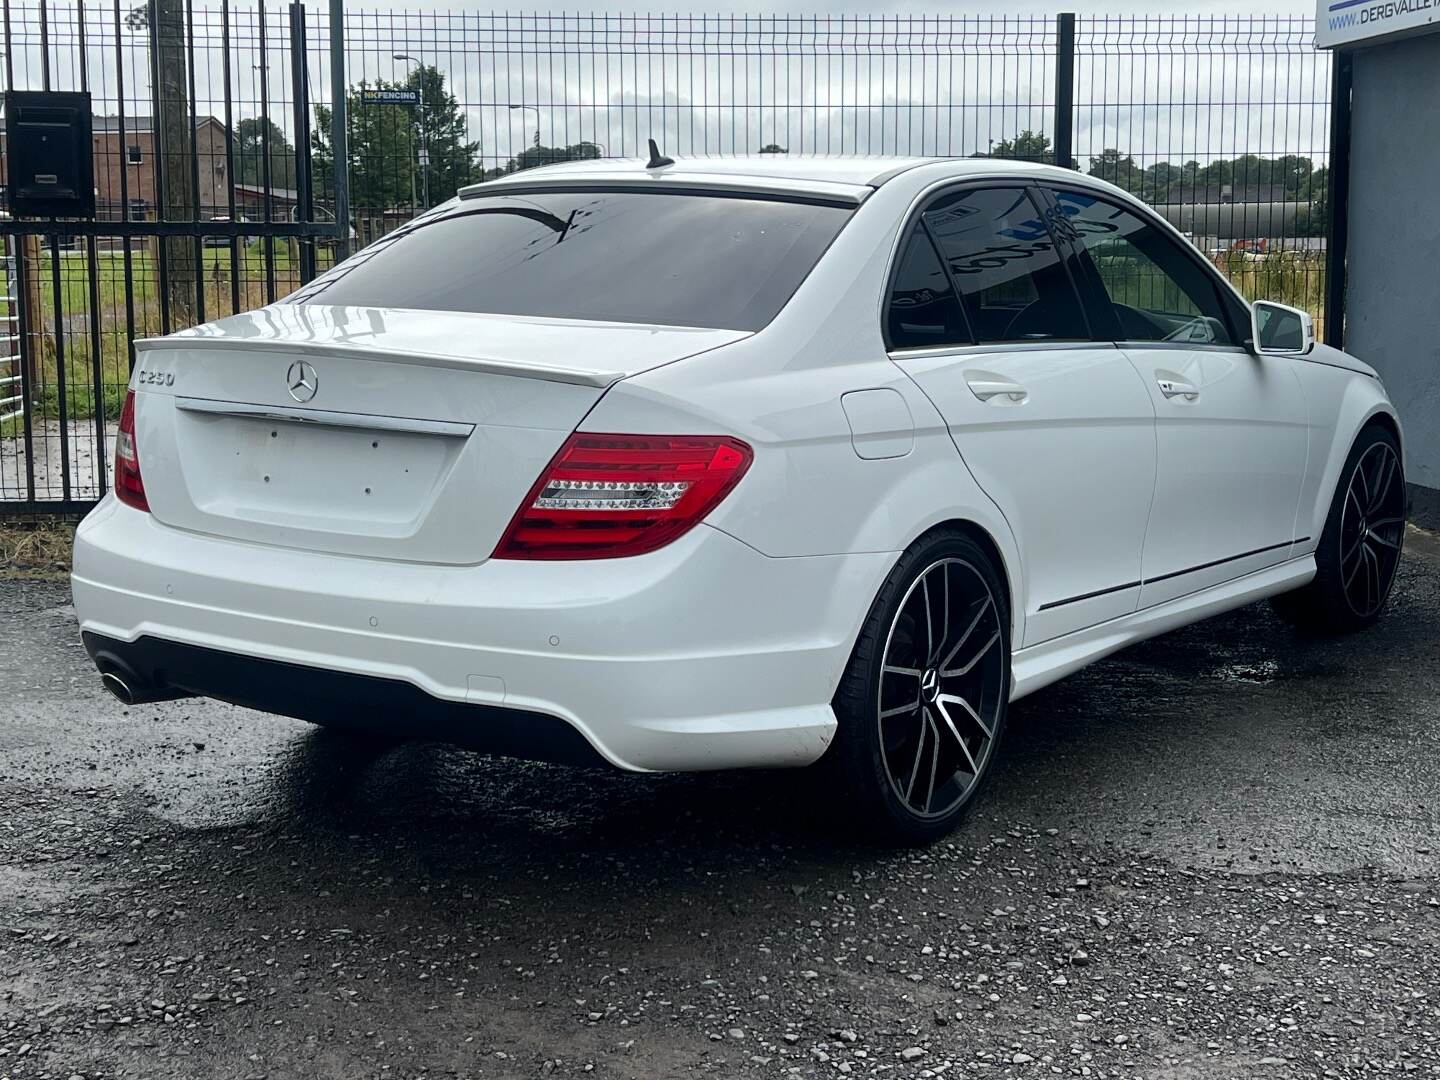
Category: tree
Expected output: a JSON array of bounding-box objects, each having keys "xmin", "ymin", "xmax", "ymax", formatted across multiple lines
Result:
[
  {"xmin": 991, "ymin": 130, "xmax": 1053, "ymax": 164},
  {"xmin": 1088, "ymin": 148, "xmax": 1142, "ymax": 193},
  {"xmin": 405, "ymin": 65, "xmax": 480, "ymax": 208},
  {"xmin": 314, "ymin": 86, "xmax": 410, "ymax": 215},
  {"xmin": 481, "ymin": 141, "xmax": 604, "ymax": 180},
  {"xmin": 235, "ymin": 117, "xmax": 297, "ymax": 190},
  {"xmin": 313, "ymin": 65, "xmax": 479, "ymax": 215},
  {"xmin": 1295, "ymin": 165, "xmax": 1330, "ymax": 237},
  {"xmin": 1272, "ymin": 155, "xmax": 1316, "ymax": 198},
  {"xmin": 1140, "ymin": 160, "xmax": 1182, "ymax": 202}
]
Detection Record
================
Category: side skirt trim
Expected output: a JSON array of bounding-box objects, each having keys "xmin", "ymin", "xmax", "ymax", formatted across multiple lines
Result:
[
  {"xmin": 1011, "ymin": 555, "xmax": 1316, "ymax": 702},
  {"xmin": 1038, "ymin": 536, "xmax": 1311, "ymax": 610}
]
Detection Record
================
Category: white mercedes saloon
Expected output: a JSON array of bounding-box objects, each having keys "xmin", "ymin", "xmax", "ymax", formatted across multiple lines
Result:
[{"xmin": 73, "ymin": 154, "xmax": 1406, "ymax": 842}]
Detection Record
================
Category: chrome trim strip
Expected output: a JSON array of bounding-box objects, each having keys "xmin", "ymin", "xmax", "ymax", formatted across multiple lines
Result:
[
  {"xmin": 173, "ymin": 396, "xmax": 476, "ymax": 438},
  {"xmin": 1115, "ymin": 342, "xmax": 1251, "ymax": 356},
  {"xmin": 888, "ymin": 340, "xmax": 1116, "ymax": 361}
]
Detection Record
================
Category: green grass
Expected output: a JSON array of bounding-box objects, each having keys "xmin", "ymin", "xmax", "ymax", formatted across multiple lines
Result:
[
  {"xmin": 8, "ymin": 241, "xmax": 342, "ymax": 430},
  {"xmin": 35, "ymin": 241, "xmax": 317, "ymax": 316},
  {"xmin": 1217, "ymin": 252, "xmax": 1326, "ymax": 317},
  {"xmin": 1094, "ymin": 250, "xmax": 1326, "ymax": 340}
]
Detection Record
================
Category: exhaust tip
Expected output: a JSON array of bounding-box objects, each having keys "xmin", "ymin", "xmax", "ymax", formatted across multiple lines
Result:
[{"xmin": 101, "ymin": 670, "xmax": 136, "ymax": 706}]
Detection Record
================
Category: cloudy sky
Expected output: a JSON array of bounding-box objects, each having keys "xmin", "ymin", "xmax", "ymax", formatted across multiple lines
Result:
[
  {"xmin": 12, "ymin": 0, "xmax": 1328, "ymax": 185},
  {"xmin": 309, "ymin": 0, "xmax": 1329, "ymax": 169}
]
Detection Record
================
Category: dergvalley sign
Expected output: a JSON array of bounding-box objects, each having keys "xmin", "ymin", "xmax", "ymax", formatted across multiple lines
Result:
[{"xmin": 1317, "ymin": 0, "xmax": 1440, "ymax": 48}]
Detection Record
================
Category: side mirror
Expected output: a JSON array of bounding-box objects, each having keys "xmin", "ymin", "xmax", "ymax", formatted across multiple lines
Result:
[{"xmin": 1251, "ymin": 301, "xmax": 1314, "ymax": 356}]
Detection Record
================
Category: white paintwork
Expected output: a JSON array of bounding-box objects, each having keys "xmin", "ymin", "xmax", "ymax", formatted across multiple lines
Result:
[
  {"xmin": 1124, "ymin": 344, "xmax": 1310, "ymax": 609},
  {"xmin": 129, "ymin": 307, "xmax": 744, "ymax": 564},
  {"xmin": 1011, "ymin": 557, "xmax": 1318, "ymax": 700},
  {"xmin": 73, "ymin": 155, "xmax": 1403, "ymax": 773},
  {"xmin": 462, "ymin": 154, "xmax": 937, "ymax": 199},
  {"xmin": 1252, "ymin": 300, "xmax": 1316, "ymax": 357},
  {"xmin": 894, "ymin": 342, "xmax": 1156, "ymax": 646},
  {"xmin": 73, "ymin": 501, "xmax": 889, "ymax": 771},
  {"xmin": 840, "ymin": 389, "xmax": 915, "ymax": 460},
  {"xmin": 146, "ymin": 303, "xmax": 750, "ymax": 387}
]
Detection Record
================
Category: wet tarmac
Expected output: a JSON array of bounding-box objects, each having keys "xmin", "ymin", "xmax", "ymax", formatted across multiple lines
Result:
[{"xmin": 2, "ymin": 529, "xmax": 1439, "ymax": 1079}]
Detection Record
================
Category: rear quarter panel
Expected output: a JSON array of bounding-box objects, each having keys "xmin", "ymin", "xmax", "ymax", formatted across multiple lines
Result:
[{"xmin": 583, "ymin": 176, "xmax": 1028, "ymax": 644}]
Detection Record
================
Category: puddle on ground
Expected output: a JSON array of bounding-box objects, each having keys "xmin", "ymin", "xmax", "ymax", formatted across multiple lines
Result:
[{"xmin": 1208, "ymin": 659, "xmax": 1282, "ymax": 684}]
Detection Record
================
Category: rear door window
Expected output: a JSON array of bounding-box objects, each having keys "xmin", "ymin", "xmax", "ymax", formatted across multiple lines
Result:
[
  {"xmin": 290, "ymin": 190, "xmax": 853, "ymax": 332},
  {"xmin": 886, "ymin": 222, "xmax": 968, "ymax": 349},
  {"xmin": 921, "ymin": 187, "xmax": 1089, "ymax": 344}
]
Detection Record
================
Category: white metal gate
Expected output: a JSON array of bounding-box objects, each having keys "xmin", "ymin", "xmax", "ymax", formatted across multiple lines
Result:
[{"xmin": 0, "ymin": 232, "xmax": 20, "ymax": 426}]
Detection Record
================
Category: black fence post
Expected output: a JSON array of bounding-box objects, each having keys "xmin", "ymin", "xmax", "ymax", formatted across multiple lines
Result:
[
  {"xmin": 1054, "ymin": 13, "xmax": 1076, "ymax": 169},
  {"xmin": 329, "ymin": 0, "xmax": 350, "ymax": 261},
  {"xmin": 1323, "ymin": 50, "xmax": 1353, "ymax": 350},
  {"xmin": 290, "ymin": 2, "xmax": 316, "ymax": 283}
]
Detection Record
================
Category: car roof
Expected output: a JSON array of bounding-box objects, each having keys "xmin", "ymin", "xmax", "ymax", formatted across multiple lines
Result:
[{"xmin": 457, "ymin": 154, "xmax": 1081, "ymax": 206}]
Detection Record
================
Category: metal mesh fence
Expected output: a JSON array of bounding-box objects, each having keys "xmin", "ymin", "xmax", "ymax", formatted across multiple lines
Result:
[
  {"xmin": 1075, "ymin": 17, "xmax": 1331, "ymax": 337},
  {"xmin": 0, "ymin": 5, "xmax": 1331, "ymax": 512}
]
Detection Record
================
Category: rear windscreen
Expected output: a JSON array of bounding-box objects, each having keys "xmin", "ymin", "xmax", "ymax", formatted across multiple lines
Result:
[{"xmin": 291, "ymin": 189, "xmax": 854, "ymax": 332}]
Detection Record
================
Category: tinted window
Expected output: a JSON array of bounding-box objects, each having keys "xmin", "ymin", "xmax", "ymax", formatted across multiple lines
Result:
[
  {"xmin": 887, "ymin": 223, "xmax": 967, "ymax": 348},
  {"xmin": 291, "ymin": 191, "xmax": 852, "ymax": 332},
  {"xmin": 922, "ymin": 187, "xmax": 1088, "ymax": 343},
  {"xmin": 1051, "ymin": 189, "xmax": 1235, "ymax": 346}
]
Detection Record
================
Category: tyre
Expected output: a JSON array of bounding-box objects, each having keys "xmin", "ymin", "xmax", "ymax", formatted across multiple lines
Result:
[
  {"xmin": 826, "ymin": 529, "xmax": 1011, "ymax": 845},
  {"xmin": 1272, "ymin": 424, "xmax": 1406, "ymax": 633}
]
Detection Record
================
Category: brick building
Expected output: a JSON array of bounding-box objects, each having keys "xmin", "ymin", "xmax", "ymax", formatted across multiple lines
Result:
[
  {"xmin": 2, "ymin": 114, "xmax": 300, "ymax": 224},
  {"xmin": 1, "ymin": 116, "xmax": 300, "ymax": 224},
  {"xmin": 90, "ymin": 114, "xmax": 231, "ymax": 220}
]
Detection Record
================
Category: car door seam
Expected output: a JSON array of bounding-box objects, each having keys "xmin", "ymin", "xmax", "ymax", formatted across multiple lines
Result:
[
  {"xmin": 1285, "ymin": 359, "xmax": 1314, "ymax": 558},
  {"xmin": 1117, "ymin": 345, "xmax": 1163, "ymax": 616},
  {"xmin": 885, "ymin": 354, "xmax": 1030, "ymax": 645}
]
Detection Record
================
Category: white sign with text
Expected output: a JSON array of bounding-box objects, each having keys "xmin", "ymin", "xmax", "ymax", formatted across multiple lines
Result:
[{"xmin": 1317, "ymin": 0, "xmax": 1440, "ymax": 48}]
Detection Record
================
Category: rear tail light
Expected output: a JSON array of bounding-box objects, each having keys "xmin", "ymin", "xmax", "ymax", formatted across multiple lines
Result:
[
  {"xmin": 114, "ymin": 388, "xmax": 150, "ymax": 512},
  {"xmin": 494, "ymin": 433, "xmax": 753, "ymax": 560}
]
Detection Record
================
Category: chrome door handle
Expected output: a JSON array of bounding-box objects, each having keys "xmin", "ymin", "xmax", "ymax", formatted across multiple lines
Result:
[
  {"xmin": 965, "ymin": 373, "xmax": 1028, "ymax": 403},
  {"xmin": 1156, "ymin": 374, "xmax": 1200, "ymax": 401}
]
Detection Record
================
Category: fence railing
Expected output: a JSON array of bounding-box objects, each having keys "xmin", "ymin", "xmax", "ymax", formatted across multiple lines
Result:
[
  {"xmin": 0, "ymin": 6, "xmax": 1333, "ymax": 515},
  {"xmin": 0, "ymin": 236, "xmax": 20, "ymax": 424}
]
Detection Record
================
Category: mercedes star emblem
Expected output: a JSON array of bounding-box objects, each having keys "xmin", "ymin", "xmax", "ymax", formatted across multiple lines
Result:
[{"xmin": 286, "ymin": 359, "xmax": 319, "ymax": 403}]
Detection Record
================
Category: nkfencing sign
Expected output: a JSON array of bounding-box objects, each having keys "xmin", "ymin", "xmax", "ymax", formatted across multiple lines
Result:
[
  {"xmin": 1317, "ymin": 0, "xmax": 1440, "ymax": 47},
  {"xmin": 361, "ymin": 88, "xmax": 421, "ymax": 105}
]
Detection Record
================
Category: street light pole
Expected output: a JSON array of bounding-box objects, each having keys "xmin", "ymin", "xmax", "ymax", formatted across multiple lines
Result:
[
  {"xmin": 393, "ymin": 54, "xmax": 429, "ymax": 210},
  {"xmin": 509, "ymin": 104, "xmax": 541, "ymax": 154}
]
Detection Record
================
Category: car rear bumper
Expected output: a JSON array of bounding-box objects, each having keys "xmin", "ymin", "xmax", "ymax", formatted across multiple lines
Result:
[
  {"xmin": 71, "ymin": 499, "xmax": 894, "ymax": 772},
  {"xmin": 81, "ymin": 630, "xmax": 609, "ymax": 766}
]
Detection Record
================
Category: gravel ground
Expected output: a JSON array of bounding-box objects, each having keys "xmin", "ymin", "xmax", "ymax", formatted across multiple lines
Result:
[{"xmin": 2, "ymin": 529, "xmax": 1439, "ymax": 1080}]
